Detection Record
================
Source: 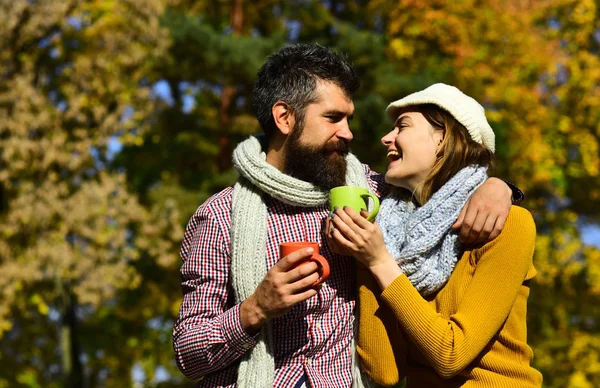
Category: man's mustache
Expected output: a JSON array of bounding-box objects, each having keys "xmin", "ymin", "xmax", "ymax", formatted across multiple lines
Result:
[{"xmin": 324, "ymin": 140, "xmax": 349, "ymax": 154}]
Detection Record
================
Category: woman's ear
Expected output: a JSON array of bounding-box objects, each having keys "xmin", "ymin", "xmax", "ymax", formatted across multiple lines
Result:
[
  {"xmin": 435, "ymin": 130, "xmax": 446, "ymax": 153},
  {"xmin": 272, "ymin": 101, "xmax": 295, "ymax": 136}
]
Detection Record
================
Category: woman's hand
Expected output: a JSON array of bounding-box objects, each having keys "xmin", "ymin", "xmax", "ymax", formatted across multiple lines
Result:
[
  {"xmin": 325, "ymin": 206, "xmax": 395, "ymax": 268},
  {"xmin": 325, "ymin": 207, "xmax": 404, "ymax": 290}
]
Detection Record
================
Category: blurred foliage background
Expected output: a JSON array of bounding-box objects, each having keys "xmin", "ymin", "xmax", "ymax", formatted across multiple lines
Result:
[{"xmin": 0, "ymin": 0, "xmax": 599, "ymax": 387}]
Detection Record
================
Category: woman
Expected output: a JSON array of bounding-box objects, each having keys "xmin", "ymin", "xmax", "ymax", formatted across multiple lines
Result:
[{"xmin": 326, "ymin": 83, "xmax": 542, "ymax": 387}]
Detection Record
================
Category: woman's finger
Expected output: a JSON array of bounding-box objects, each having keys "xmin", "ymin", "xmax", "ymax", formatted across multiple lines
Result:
[
  {"xmin": 330, "ymin": 225, "xmax": 357, "ymax": 253},
  {"xmin": 324, "ymin": 217, "xmax": 334, "ymax": 236},
  {"xmin": 324, "ymin": 220, "xmax": 349, "ymax": 255},
  {"xmin": 345, "ymin": 207, "xmax": 375, "ymax": 230},
  {"xmin": 332, "ymin": 207, "xmax": 364, "ymax": 239},
  {"xmin": 340, "ymin": 207, "xmax": 381, "ymax": 246}
]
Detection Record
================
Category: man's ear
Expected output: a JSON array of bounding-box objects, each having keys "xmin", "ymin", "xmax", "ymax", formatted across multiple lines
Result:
[{"xmin": 272, "ymin": 101, "xmax": 295, "ymax": 136}]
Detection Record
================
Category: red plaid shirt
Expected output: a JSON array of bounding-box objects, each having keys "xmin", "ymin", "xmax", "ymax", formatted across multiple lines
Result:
[{"xmin": 173, "ymin": 164, "xmax": 387, "ymax": 387}]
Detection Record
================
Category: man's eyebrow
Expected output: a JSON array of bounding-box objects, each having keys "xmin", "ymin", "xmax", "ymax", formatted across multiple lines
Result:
[{"xmin": 323, "ymin": 109, "xmax": 354, "ymax": 118}]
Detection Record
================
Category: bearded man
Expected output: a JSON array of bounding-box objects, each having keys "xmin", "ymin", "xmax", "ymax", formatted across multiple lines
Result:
[{"xmin": 173, "ymin": 43, "xmax": 518, "ymax": 388}]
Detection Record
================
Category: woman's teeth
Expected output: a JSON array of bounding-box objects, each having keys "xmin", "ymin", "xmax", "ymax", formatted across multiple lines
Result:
[{"xmin": 387, "ymin": 150, "xmax": 401, "ymax": 161}]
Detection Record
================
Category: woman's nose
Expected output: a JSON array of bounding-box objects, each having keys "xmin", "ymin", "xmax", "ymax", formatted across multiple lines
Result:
[{"xmin": 381, "ymin": 129, "xmax": 395, "ymax": 146}]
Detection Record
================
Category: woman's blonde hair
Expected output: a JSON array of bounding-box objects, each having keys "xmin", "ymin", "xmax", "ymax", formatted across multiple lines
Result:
[{"xmin": 407, "ymin": 104, "xmax": 495, "ymax": 205}]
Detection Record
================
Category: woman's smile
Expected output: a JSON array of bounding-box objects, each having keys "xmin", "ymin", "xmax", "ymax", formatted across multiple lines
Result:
[{"xmin": 387, "ymin": 149, "xmax": 402, "ymax": 168}]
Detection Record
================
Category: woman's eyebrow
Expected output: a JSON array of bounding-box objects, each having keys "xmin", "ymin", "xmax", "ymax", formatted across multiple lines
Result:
[{"xmin": 394, "ymin": 115, "xmax": 411, "ymax": 127}]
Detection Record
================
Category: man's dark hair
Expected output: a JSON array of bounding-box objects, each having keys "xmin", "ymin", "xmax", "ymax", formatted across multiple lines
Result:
[{"xmin": 252, "ymin": 43, "xmax": 361, "ymax": 139}]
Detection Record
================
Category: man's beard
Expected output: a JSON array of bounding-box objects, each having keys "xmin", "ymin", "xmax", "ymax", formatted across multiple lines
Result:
[{"xmin": 283, "ymin": 127, "xmax": 349, "ymax": 190}]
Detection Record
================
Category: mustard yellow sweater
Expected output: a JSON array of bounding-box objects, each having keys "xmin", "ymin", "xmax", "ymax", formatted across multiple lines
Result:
[{"xmin": 357, "ymin": 206, "xmax": 543, "ymax": 387}]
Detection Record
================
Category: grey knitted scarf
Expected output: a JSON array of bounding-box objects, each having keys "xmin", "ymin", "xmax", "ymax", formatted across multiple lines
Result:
[
  {"xmin": 231, "ymin": 135, "xmax": 372, "ymax": 387},
  {"xmin": 376, "ymin": 165, "xmax": 488, "ymax": 296}
]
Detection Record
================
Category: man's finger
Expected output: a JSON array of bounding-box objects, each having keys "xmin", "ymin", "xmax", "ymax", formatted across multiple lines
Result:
[
  {"xmin": 465, "ymin": 210, "xmax": 489, "ymax": 245},
  {"xmin": 285, "ymin": 261, "xmax": 320, "ymax": 283},
  {"xmin": 452, "ymin": 198, "xmax": 469, "ymax": 230},
  {"xmin": 472, "ymin": 213, "xmax": 498, "ymax": 244},
  {"xmin": 459, "ymin": 206, "xmax": 478, "ymax": 243},
  {"xmin": 288, "ymin": 288, "xmax": 320, "ymax": 305},
  {"xmin": 289, "ymin": 270, "xmax": 321, "ymax": 293},
  {"xmin": 277, "ymin": 248, "xmax": 315, "ymax": 272},
  {"xmin": 487, "ymin": 211, "xmax": 508, "ymax": 241},
  {"xmin": 467, "ymin": 209, "xmax": 490, "ymax": 244}
]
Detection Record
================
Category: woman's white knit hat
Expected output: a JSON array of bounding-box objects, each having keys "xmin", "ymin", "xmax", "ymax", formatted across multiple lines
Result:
[{"xmin": 386, "ymin": 83, "xmax": 495, "ymax": 153}]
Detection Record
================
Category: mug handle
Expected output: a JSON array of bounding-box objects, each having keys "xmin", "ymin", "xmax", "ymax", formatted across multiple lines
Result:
[
  {"xmin": 360, "ymin": 193, "xmax": 380, "ymax": 222},
  {"xmin": 309, "ymin": 254, "xmax": 330, "ymax": 286}
]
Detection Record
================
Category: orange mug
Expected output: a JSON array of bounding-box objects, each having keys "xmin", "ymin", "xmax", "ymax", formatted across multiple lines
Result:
[{"xmin": 280, "ymin": 242, "xmax": 330, "ymax": 286}]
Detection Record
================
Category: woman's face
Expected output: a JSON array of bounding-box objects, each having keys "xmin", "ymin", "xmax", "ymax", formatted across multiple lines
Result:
[{"xmin": 381, "ymin": 111, "xmax": 444, "ymax": 193}]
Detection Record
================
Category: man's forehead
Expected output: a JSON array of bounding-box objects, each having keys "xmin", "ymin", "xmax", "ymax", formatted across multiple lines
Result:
[{"xmin": 313, "ymin": 81, "xmax": 354, "ymax": 112}]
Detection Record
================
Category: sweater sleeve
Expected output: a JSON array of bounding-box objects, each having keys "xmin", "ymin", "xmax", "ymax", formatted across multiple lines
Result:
[
  {"xmin": 380, "ymin": 206, "xmax": 536, "ymax": 379},
  {"xmin": 356, "ymin": 266, "xmax": 407, "ymax": 387}
]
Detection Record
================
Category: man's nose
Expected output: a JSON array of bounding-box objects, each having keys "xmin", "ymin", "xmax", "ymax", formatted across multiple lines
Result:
[{"xmin": 336, "ymin": 121, "xmax": 353, "ymax": 141}]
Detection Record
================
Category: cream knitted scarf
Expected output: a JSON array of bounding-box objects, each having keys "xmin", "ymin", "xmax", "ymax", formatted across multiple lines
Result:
[
  {"xmin": 231, "ymin": 135, "xmax": 371, "ymax": 387},
  {"xmin": 376, "ymin": 165, "xmax": 488, "ymax": 296}
]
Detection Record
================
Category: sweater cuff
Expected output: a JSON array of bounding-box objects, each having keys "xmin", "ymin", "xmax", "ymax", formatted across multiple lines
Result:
[
  {"xmin": 502, "ymin": 179, "xmax": 524, "ymax": 205},
  {"xmin": 381, "ymin": 274, "xmax": 412, "ymax": 303},
  {"xmin": 221, "ymin": 304, "xmax": 259, "ymax": 353}
]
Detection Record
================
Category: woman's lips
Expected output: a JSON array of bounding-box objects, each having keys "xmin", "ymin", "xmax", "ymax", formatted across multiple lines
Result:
[{"xmin": 386, "ymin": 150, "xmax": 402, "ymax": 166}]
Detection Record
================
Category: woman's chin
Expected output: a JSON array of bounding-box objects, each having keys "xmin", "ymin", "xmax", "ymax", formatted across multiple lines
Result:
[
  {"xmin": 385, "ymin": 172, "xmax": 417, "ymax": 192},
  {"xmin": 384, "ymin": 173, "xmax": 402, "ymax": 188}
]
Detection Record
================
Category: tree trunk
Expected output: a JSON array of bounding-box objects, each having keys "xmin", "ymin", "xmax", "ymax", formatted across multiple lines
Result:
[
  {"xmin": 60, "ymin": 284, "xmax": 84, "ymax": 387},
  {"xmin": 217, "ymin": 0, "xmax": 244, "ymax": 172}
]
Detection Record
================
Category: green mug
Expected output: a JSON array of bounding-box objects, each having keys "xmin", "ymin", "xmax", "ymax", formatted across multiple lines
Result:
[{"xmin": 329, "ymin": 186, "xmax": 380, "ymax": 222}]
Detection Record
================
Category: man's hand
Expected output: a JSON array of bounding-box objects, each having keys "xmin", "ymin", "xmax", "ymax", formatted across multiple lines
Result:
[
  {"xmin": 240, "ymin": 248, "xmax": 321, "ymax": 335},
  {"xmin": 452, "ymin": 177, "xmax": 512, "ymax": 244}
]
